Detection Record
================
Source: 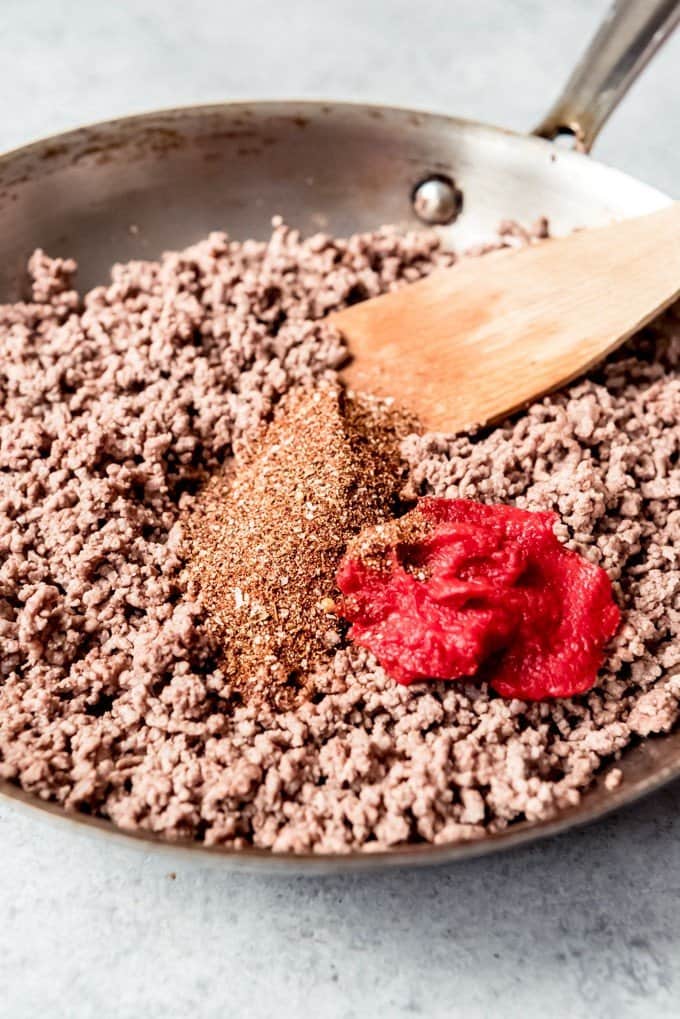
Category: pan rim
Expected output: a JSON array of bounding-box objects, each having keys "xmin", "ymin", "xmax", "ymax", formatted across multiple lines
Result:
[
  {"xmin": 0, "ymin": 97, "xmax": 676, "ymax": 872},
  {"xmin": 3, "ymin": 745, "xmax": 679, "ymax": 873},
  {"xmin": 0, "ymin": 97, "xmax": 672, "ymax": 207}
]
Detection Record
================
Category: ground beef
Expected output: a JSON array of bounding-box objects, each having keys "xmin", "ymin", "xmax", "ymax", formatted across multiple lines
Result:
[{"xmin": 0, "ymin": 218, "xmax": 678, "ymax": 853}]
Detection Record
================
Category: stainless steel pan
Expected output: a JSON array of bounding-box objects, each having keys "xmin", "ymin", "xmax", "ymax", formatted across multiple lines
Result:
[{"xmin": 1, "ymin": 0, "xmax": 679, "ymax": 873}]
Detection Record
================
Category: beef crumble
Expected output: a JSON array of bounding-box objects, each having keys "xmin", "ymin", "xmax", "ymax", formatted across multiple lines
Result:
[{"xmin": 0, "ymin": 219, "xmax": 677, "ymax": 852}]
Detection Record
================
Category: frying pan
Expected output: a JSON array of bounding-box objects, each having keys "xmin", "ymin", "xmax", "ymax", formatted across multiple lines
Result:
[{"xmin": 1, "ymin": 1, "xmax": 679, "ymax": 873}]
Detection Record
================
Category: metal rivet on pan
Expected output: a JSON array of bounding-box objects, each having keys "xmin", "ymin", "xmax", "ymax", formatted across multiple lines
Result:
[{"xmin": 412, "ymin": 174, "xmax": 462, "ymax": 225}]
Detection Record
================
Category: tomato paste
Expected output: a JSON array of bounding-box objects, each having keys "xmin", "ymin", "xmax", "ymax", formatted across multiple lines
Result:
[{"xmin": 335, "ymin": 499, "xmax": 620, "ymax": 700}]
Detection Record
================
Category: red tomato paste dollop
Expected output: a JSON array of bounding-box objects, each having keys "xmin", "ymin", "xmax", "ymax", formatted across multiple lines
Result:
[{"xmin": 335, "ymin": 499, "xmax": 620, "ymax": 700}]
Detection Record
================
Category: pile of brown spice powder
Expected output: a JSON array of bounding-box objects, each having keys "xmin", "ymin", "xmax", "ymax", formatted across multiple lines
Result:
[{"xmin": 182, "ymin": 382, "xmax": 406, "ymax": 709}]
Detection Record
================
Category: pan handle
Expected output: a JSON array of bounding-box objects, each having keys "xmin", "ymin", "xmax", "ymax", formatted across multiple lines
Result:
[{"xmin": 534, "ymin": 0, "xmax": 680, "ymax": 152}]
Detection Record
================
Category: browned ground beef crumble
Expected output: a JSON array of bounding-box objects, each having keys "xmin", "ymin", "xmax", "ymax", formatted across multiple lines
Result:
[{"xmin": 0, "ymin": 219, "xmax": 678, "ymax": 852}]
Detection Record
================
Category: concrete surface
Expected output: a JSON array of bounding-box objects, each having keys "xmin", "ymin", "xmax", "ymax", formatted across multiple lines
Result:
[{"xmin": 1, "ymin": 2, "xmax": 679, "ymax": 1017}]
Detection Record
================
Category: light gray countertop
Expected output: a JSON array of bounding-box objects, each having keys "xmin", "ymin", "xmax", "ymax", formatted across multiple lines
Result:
[{"xmin": 2, "ymin": 2, "xmax": 679, "ymax": 1017}]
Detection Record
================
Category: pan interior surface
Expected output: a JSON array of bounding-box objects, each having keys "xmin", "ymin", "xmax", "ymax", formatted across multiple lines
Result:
[
  {"xmin": 0, "ymin": 100, "xmax": 676, "ymax": 871},
  {"xmin": 0, "ymin": 101, "xmax": 670, "ymax": 296}
]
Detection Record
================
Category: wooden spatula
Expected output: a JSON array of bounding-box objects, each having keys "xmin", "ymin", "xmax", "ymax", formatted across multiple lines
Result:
[{"xmin": 332, "ymin": 203, "xmax": 680, "ymax": 433}]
